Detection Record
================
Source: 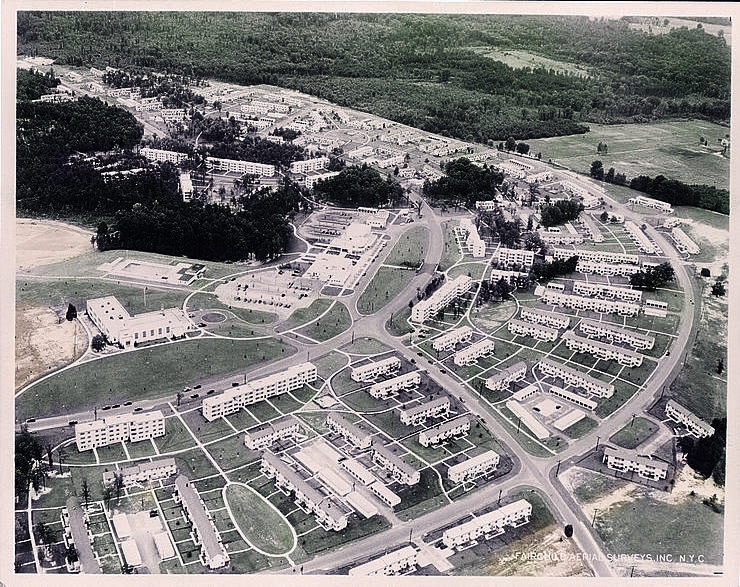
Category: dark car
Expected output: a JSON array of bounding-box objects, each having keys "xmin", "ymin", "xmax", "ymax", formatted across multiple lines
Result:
[
  {"xmin": 207, "ymin": 390, "xmax": 216, "ymax": 395},
  {"xmin": 26, "ymin": 418, "xmax": 36, "ymax": 423},
  {"xmin": 232, "ymin": 382, "xmax": 240, "ymax": 387},
  {"xmin": 133, "ymin": 407, "xmax": 143, "ymax": 413},
  {"xmin": 191, "ymin": 393, "xmax": 199, "ymax": 399},
  {"xmin": 102, "ymin": 405, "xmax": 112, "ymax": 411},
  {"xmin": 194, "ymin": 384, "xmax": 202, "ymax": 390},
  {"xmin": 68, "ymin": 420, "xmax": 78, "ymax": 426},
  {"xmin": 112, "ymin": 404, "xmax": 120, "ymax": 409},
  {"xmin": 149, "ymin": 510, "xmax": 158, "ymax": 518},
  {"xmin": 123, "ymin": 401, "xmax": 133, "ymax": 406}
]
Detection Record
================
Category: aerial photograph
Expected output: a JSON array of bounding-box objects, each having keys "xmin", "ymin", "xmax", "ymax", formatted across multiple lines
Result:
[{"xmin": 9, "ymin": 7, "xmax": 733, "ymax": 581}]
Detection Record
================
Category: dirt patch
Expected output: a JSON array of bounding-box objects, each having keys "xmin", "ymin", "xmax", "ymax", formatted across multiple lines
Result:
[
  {"xmin": 15, "ymin": 304, "xmax": 87, "ymax": 390},
  {"xmin": 487, "ymin": 527, "xmax": 591, "ymax": 576},
  {"xmin": 652, "ymin": 465, "xmax": 725, "ymax": 506},
  {"xmin": 16, "ymin": 219, "xmax": 93, "ymax": 270}
]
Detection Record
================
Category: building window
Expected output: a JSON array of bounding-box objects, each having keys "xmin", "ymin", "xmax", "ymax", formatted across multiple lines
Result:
[
  {"xmin": 158, "ymin": 328, "xmax": 162, "ymax": 335},
  {"xmin": 135, "ymin": 333, "xmax": 139, "ymax": 340}
]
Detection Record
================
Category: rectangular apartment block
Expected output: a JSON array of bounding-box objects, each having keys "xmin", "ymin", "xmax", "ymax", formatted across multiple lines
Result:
[
  {"xmin": 507, "ymin": 318, "xmax": 559, "ymax": 341},
  {"xmin": 75, "ymin": 410, "xmax": 165, "ymax": 451},
  {"xmin": 442, "ymin": 500, "xmax": 532, "ymax": 548},
  {"xmin": 351, "ymin": 356, "xmax": 401, "ymax": 382},
  {"xmin": 552, "ymin": 248, "xmax": 640, "ymax": 265},
  {"xmin": 537, "ymin": 358, "xmax": 614, "ymax": 398},
  {"xmin": 541, "ymin": 290, "xmax": 640, "ymax": 316},
  {"xmin": 547, "ymin": 385, "xmax": 598, "ymax": 411},
  {"xmin": 578, "ymin": 318, "xmax": 655, "ymax": 350},
  {"xmin": 326, "ymin": 412, "xmax": 373, "ymax": 449},
  {"xmin": 432, "ymin": 326, "xmax": 473, "ymax": 352},
  {"xmin": 371, "ymin": 442, "xmax": 420, "ymax": 485},
  {"xmin": 102, "ymin": 458, "xmax": 176, "ymax": 487},
  {"xmin": 454, "ymin": 338, "xmax": 495, "ymax": 366},
  {"xmin": 399, "ymin": 396, "xmax": 451, "ymax": 426},
  {"xmin": 411, "ymin": 275, "xmax": 474, "ymax": 323},
  {"xmin": 665, "ymin": 400, "xmax": 715, "ymax": 438},
  {"xmin": 572, "ymin": 281, "xmax": 642, "ymax": 302},
  {"xmin": 244, "ymin": 416, "xmax": 302, "ymax": 450},
  {"xmin": 369, "ymin": 371, "xmax": 421, "ymax": 399},
  {"xmin": 485, "ymin": 361, "xmax": 527, "ymax": 391},
  {"xmin": 419, "ymin": 415, "xmax": 470, "ymax": 447},
  {"xmin": 520, "ymin": 307, "xmax": 571, "ymax": 329},
  {"xmin": 562, "ymin": 330, "xmax": 643, "ymax": 367},
  {"xmin": 602, "ymin": 447, "xmax": 669, "ymax": 481},
  {"xmin": 447, "ymin": 450, "xmax": 500, "ymax": 483},
  {"xmin": 494, "ymin": 247, "xmax": 535, "ymax": 269},
  {"xmin": 349, "ymin": 546, "xmax": 418, "ymax": 576}
]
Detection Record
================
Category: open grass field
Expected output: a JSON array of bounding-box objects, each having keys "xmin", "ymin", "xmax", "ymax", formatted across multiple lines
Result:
[
  {"xmin": 609, "ymin": 417, "xmax": 659, "ymax": 449},
  {"xmin": 447, "ymin": 262, "xmax": 487, "ymax": 281},
  {"xmin": 594, "ymin": 494, "xmax": 724, "ymax": 565},
  {"xmin": 386, "ymin": 305, "xmax": 413, "ymax": 336},
  {"xmin": 437, "ymin": 222, "xmax": 461, "ymax": 272},
  {"xmin": 282, "ymin": 298, "xmax": 332, "ymax": 330},
  {"xmin": 223, "ymin": 483, "xmax": 295, "ymax": 555},
  {"xmin": 312, "ymin": 351, "xmax": 348, "ymax": 380},
  {"xmin": 468, "ymin": 46, "xmax": 592, "ymax": 77},
  {"xmin": 16, "ymin": 337, "xmax": 293, "ymax": 421},
  {"xmin": 341, "ymin": 336, "xmax": 391, "ymax": 355},
  {"xmin": 384, "ymin": 225, "xmax": 429, "ymax": 267},
  {"xmin": 357, "ymin": 266, "xmax": 415, "ymax": 315},
  {"xmin": 16, "ymin": 218, "xmax": 92, "ymax": 271},
  {"xmin": 296, "ymin": 300, "xmax": 351, "ymax": 341},
  {"xmin": 528, "ymin": 120, "xmax": 730, "ymax": 190},
  {"xmin": 571, "ymin": 469, "xmax": 628, "ymax": 504}
]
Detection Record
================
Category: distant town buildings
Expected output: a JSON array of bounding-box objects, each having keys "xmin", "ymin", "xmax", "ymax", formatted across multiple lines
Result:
[{"xmin": 75, "ymin": 410, "xmax": 165, "ymax": 451}]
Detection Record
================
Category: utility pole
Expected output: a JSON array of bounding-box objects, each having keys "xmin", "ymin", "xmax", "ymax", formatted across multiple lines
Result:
[
  {"xmin": 555, "ymin": 460, "xmax": 561, "ymax": 476},
  {"xmin": 591, "ymin": 508, "xmax": 598, "ymax": 527},
  {"xmin": 595, "ymin": 436, "xmax": 601, "ymax": 453},
  {"xmin": 498, "ymin": 489, "xmax": 502, "ymax": 505},
  {"xmin": 630, "ymin": 414, "xmax": 636, "ymax": 428},
  {"xmin": 516, "ymin": 418, "xmax": 521, "ymax": 434}
]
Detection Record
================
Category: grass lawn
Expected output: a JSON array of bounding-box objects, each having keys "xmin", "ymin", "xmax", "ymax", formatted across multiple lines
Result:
[
  {"xmin": 364, "ymin": 410, "xmax": 410, "ymax": 440},
  {"xmin": 341, "ymin": 337, "xmax": 391, "ymax": 355},
  {"xmin": 620, "ymin": 357, "xmax": 657, "ymax": 387},
  {"xmin": 595, "ymin": 494, "xmax": 724, "ymax": 565},
  {"xmin": 447, "ymin": 262, "xmax": 487, "ymax": 281},
  {"xmin": 527, "ymin": 119, "xmax": 730, "ymax": 190},
  {"xmin": 283, "ymin": 298, "xmax": 332, "ymax": 329},
  {"xmin": 562, "ymin": 416, "xmax": 599, "ymax": 439},
  {"xmin": 296, "ymin": 300, "xmax": 351, "ymax": 341},
  {"xmin": 438, "ymin": 222, "xmax": 462, "ymax": 272},
  {"xmin": 224, "ymin": 483, "xmax": 295, "ymax": 555},
  {"xmin": 17, "ymin": 337, "xmax": 294, "ymax": 421},
  {"xmin": 154, "ymin": 417, "xmax": 197, "ymax": 453},
  {"xmin": 572, "ymin": 469, "xmax": 628, "ymax": 504},
  {"xmin": 181, "ymin": 411, "xmax": 234, "ymax": 444},
  {"xmin": 247, "ymin": 400, "xmax": 281, "ymax": 423},
  {"xmin": 594, "ymin": 379, "xmax": 640, "ymax": 418},
  {"xmin": 225, "ymin": 409, "xmax": 259, "ymax": 432},
  {"xmin": 300, "ymin": 514, "xmax": 391, "ymax": 555},
  {"xmin": 357, "ymin": 266, "xmax": 415, "ymax": 315},
  {"xmin": 609, "ymin": 417, "xmax": 659, "ymax": 449},
  {"xmin": 188, "ymin": 292, "xmax": 277, "ymax": 325},
  {"xmin": 228, "ymin": 549, "xmax": 275, "ymax": 574},
  {"xmin": 206, "ymin": 435, "xmax": 257, "ymax": 472},
  {"xmin": 386, "ymin": 305, "xmax": 413, "ymax": 336},
  {"xmin": 174, "ymin": 448, "xmax": 220, "ymax": 479},
  {"xmin": 295, "ymin": 412, "xmax": 331, "ymax": 435},
  {"xmin": 124, "ymin": 439, "xmax": 157, "ymax": 460},
  {"xmin": 384, "ymin": 225, "xmax": 429, "ymax": 267},
  {"xmin": 269, "ymin": 393, "xmax": 303, "ymax": 414},
  {"xmin": 96, "ymin": 443, "xmax": 128, "ymax": 464},
  {"xmin": 17, "ymin": 277, "xmax": 189, "ymax": 317},
  {"xmin": 393, "ymin": 468, "xmax": 445, "ymax": 519},
  {"xmin": 313, "ymin": 351, "xmax": 349, "ymax": 379}
]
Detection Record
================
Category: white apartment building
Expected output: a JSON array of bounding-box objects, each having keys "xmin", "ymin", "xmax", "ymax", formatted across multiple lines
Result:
[
  {"xmin": 369, "ymin": 481, "xmax": 402, "ymax": 507},
  {"xmin": 488, "ymin": 269, "xmax": 529, "ymax": 286},
  {"xmin": 459, "ymin": 218, "xmax": 486, "ymax": 258},
  {"xmin": 351, "ymin": 356, "xmax": 401, "ymax": 382},
  {"xmin": 520, "ymin": 307, "xmax": 571, "ymax": 329},
  {"xmin": 371, "ymin": 442, "xmax": 421, "ymax": 485},
  {"xmin": 261, "ymin": 452, "xmax": 349, "ymax": 531},
  {"xmin": 485, "ymin": 361, "xmax": 527, "ymax": 391},
  {"xmin": 454, "ymin": 338, "xmax": 495, "ymax": 366},
  {"xmin": 507, "ymin": 318, "xmax": 558, "ymax": 342},
  {"xmin": 624, "ymin": 221, "xmax": 658, "ymax": 254},
  {"xmin": 432, "ymin": 326, "xmax": 473, "ymax": 352},
  {"xmin": 494, "ymin": 247, "xmax": 535, "ymax": 269},
  {"xmin": 628, "ymin": 195, "xmax": 674, "ymax": 213},
  {"xmin": 602, "ymin": 447, "xmax": 669, "ymax": 481},
  {"xmin": 580, "ymin": 214, "xmax": 605, "ymax": 243},
  {"xmin": 547, "ymin": 385, "xmax": 598, "ymax": 411},
  {"xmin": 552, "ymin": 248, "xmax": 640, "ymax": 266},
  {"xmin": 75, "ymin": 410, "xmax": 165, "ymax": 451},
  {"xmin": 399, "ymin": 396, "xmax": 451, "ymax": 426},
  {"xmin": 562, "ymin": 331, "xmax": 643, "ymax": 367},
  {"xmin": 512, "ymin": 384, "xmax": 539, "ymax": 402},
  {"xmin": 326, "ymin": 412, "xmax": 373, "ymax": 449},
  {"xmin": 671, "ymin": 227, "xmax": 701, "ymax": 255},
  {"xmin": 442, "ymin": 500, "xmax": 532, "ymax": 548},
  {"xmin": 561, "ymin": 180, "xmax": 590, "ymax": 199},
  {"xmin": 87, "ymin": 296, "xmax": 194, "ymax": 348},
  {"xmin": 304, "ymin": 170, "xmax": 340, "ymax": 189},
  {"xmin": 411, "ymin": 275, "xmax": 474, "ymax": 323},
  {"xmin": 572, "ymin": 281, "xmax": 643, "ymax": 302},
  {"xmin": 447, "ymin": 450, "xmax": 500, "ymax": 483},
  {"xmin": 102, "ymin": 458, "xmax": 176, "ymax": 487},
  {"xmin": 202, "ymin": 362, "xmax": 318, "ymax": 421},
  {"xmin": 349, "ymin": 546, "xmax": 418, "ymax": 576},
  {"xmin": 179, "ymin": 172, "xmax": 194, "ymax": 201},
  {"xmin": 369, "ymin": 371, "xmax": 421, "ymax": 399},
  {"xmin": 576, "ymin": 259, "xmax": 641, "ymax": 278},
  {"xmin": 173, "ymin": 475, "xmax": 230, "ymax": 569},
  {"xmin": 539, "ymin": 226, "xmax": 584, "ymax": 246},
  {"xmin": 340, "ymin": 457, "xmax": 377, "ymax": 486},
  {"xmin": 541, "ymin": 290, "xmax": 640, "ymax": 316},
  {"xmin": 475, "ymin": 200, "xmax": 498, "ymax": 211},
  {"xmin": 160, "ymin": 108, "xmax": 187, "ymax": 123},
  {"xmin": 578, "ymin": 318, "xmax": 655, "ymax": 350},
  {"xmin": 140, "ymin": 147, "xmax": 189, "ymax": 164},
  {"xmin": 61, "ymin": 497, "xmax": 101, "ymax": 574},
  {"xmin": 290, "ymin": 157, "xmax": 329, "ymax": 174},
  {"xmin": 537, "ymin": 358, "xmax": 614, "ymax": 398},
  {"xmin": 665, "ymin": 400, "xmax": 715, "ymax": 438},
  {"xmin": 206, "ymin": 157, "xmax": 275, "ymax": 177},
  {"xmin": 419, "ymin": 415, "xmax": 470, "ymax": 447},
  {"xmin": 244, "ymin": 416, "xmax": 302, "ymax": 450}
]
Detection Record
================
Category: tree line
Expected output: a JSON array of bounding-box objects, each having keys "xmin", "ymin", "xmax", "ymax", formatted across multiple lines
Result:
[
  {"xmin": 312, "ymin": 164, "xmax": 405, "ymax": 208},
  {"xmin": 423, "ymin": 158, "xmax": 504, "ymax": 209},
  {"xmin": 17, "ymin": 13, "xmax": 730, "ymax": 144}
]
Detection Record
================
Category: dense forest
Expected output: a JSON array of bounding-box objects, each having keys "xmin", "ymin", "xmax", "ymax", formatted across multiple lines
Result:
[
  {"xmin": 423, "ymin": 158, "xmax": 505, "ymax": 208},
  {"xmin": 16, "ymin": 67, "xmax": 59, "ymax": 100},
  {"xmin": 17, "ymin": 13, "xmax": 730, "ymax": 142},
  {"xmin": 628, "ymin": 175, "xmax": 729, "ymax": 215},
  {"xmin": 312, "ymin": 164, "xmax": 405, "ymax": 208},
  {"xmin": 17, "ymin": 71, "xmax": 303, "ymax": 262},
  {"xmin": 539, "ymin": 199, "xmax": 584, "ymax": 227}
]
